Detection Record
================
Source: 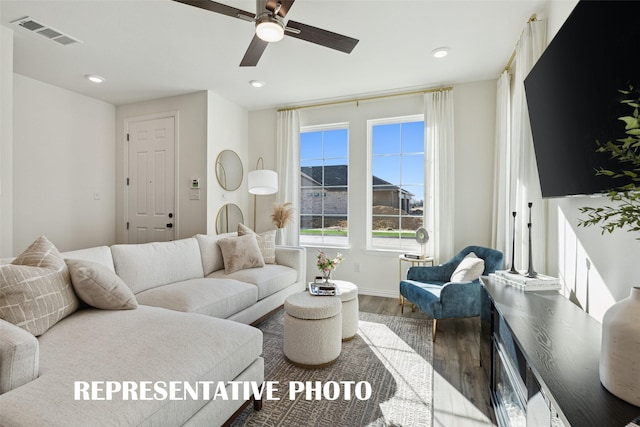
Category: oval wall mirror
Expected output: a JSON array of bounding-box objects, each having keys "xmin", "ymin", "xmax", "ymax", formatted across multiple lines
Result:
[
  {"xmin": 216, "ymin": 203, "xmax": 244, "ymax": 234},
  {"xmin": 216, "ymin": 150, "xmax": 243, "ymax": 191}
]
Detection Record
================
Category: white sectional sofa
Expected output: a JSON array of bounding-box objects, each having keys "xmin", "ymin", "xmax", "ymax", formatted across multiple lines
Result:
[{"xmin": 0, "ymin": 234, "xmax": 306, "ymax": 426}]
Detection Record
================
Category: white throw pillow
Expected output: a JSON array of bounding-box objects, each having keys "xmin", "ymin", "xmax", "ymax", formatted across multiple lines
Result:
[
  {"xmin": 217, "ymin": 234, "xmax": 265, "ymax": 274},
  {"xmin": 237, "ymin": 223, "xmax": 276, "ymax": 264},
  {"xmin": 450, "ymin": 252, "xmax": 485, "ymax": 282},
  {"xmin": 66, "ymin": 259, "xmax": 138, "ymax": 310}
]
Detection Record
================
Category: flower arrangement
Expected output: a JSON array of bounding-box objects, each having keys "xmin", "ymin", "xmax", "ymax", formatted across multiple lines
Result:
[
  {"xmin": 317, "ymin": 250, "xmax": 344, "ymax": 279},
  {"xmin": 271, "ymin": 202, "xmax": 294, "ymax": 229}
]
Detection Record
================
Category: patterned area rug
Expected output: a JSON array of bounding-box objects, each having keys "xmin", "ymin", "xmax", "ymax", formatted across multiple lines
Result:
[{"xmin": 231, "ymin": 310, "xmax": 434, "ymax": 427}]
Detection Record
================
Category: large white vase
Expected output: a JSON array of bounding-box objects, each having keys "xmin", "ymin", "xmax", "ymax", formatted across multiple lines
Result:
[{"xmin": 599, "ymin": 286, "xmax": 640, "ymax": 407}]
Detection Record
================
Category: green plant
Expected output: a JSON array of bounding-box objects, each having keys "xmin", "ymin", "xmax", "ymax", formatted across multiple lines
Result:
[{"xmin": 579, "ymin": 84, "xmax": 640, "ymax": 237}]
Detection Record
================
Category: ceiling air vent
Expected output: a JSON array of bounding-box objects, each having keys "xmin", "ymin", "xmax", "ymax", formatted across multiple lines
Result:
[{"xmin": 10, "ymin": 16, "xmax": 82, "ymax": 46}]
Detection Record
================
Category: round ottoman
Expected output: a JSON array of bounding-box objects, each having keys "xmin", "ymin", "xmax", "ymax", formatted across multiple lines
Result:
[
  {"xmin": 284, "ymin": 292, "xmax": 342, "ymax": 368},
  {"xmin": 334, "ymin": 280, "xmax": 359, "ymax": 341}
]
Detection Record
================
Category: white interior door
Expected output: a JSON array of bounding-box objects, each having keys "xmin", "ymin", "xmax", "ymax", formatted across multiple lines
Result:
[{"xmin": 127, "ymin": 116, "xmax": 175, "ymax": 243}]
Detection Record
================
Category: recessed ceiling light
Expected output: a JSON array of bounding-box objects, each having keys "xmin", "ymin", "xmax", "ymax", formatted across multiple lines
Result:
[
  {"xmin": 249, "ymin": 80, "xmax": 265, "ymax": 88},
  {"xmin": 85, "ymin": 74, "xmax": 105, "ymax": 83},
  {"xmin": 431, "ymin": 47, "xmax": 450, "ymax": 58}
]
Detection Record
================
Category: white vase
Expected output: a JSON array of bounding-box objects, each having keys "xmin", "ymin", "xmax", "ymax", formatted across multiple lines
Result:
[
  {"xmin": 275, "ymin": 228, "xmax": 285, "ymax": 246},
  {"xmin": 599, "ymin": 286, "xmax": 640, "ymax": 406}
]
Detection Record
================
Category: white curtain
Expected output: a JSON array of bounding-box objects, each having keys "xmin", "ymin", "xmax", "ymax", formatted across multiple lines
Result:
[
  {"xmin": 424, "ymin": 90, "xmax": 455, "ymax": 262},
  {"xmin": 508, "ymin": 19, "xmax": 547, "ymax": 273},
  {"xmin": 276, "ymin": 110, "xmax": 300, "ymax": 246},
  {"xmin": 491, "ymin": 72, "xmax": 512, "ymax": 260}
]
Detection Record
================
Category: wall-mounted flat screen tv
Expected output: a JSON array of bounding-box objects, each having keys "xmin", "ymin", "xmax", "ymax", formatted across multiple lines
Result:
[{"xmin": 524, "ymin": 0, "xmax": 640, "ymax": 198}]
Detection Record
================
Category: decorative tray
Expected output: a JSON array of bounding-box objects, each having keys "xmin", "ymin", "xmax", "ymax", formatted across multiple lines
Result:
[{"xmin": 308, "ymin": 282, "xmax": 341, "ymax": 296}]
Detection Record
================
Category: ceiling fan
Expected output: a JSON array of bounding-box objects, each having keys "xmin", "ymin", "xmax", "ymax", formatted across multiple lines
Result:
[{"xmin": 173, "ymin": 0, "xmax": 359, "ymax": 66}]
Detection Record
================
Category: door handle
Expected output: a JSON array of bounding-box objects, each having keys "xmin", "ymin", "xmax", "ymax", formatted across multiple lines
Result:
[{"xmin": 166, "ymin": 223, "xmax": 173, "ymax": 228}]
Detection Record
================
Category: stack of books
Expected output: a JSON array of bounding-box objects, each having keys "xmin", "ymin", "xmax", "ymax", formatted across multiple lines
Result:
[
  {"xmin": 490, "ymin": 270, "xmax": 562, "ymax": 292},
  {"xmin": 403, "ymin": 253, "xmax": 425, "ymax": 260}
]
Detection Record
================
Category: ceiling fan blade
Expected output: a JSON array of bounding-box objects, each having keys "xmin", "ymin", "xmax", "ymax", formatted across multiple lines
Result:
[
  {"xmin": 265, "ymin": 0, "xmax": 295, "ymax": 18},
  {"xmin": 240, "ymin": 35, "xmax": 269, "ymax": 67},
  {"xmin": 172, "ymin": 0, "xmax": 255, "ymax": 21},
  {"xmin": 285, "ymin": 20, "xmax": 359, "ymax": 54}
]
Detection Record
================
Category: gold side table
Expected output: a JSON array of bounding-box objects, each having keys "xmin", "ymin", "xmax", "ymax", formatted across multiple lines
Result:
[{"xmin": 398, "ymin": 254, "xmax": 434, "ymax": 304}]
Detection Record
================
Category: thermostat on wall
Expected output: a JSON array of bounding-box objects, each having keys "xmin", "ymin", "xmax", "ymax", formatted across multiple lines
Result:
[{"xmin": 191, "ymin": 179, "xmax": 199, "ymax": 189}]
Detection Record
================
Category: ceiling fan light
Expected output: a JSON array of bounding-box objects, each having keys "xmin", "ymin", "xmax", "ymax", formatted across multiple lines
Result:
[{"xmin": 256, "ymin": 17, "xmax": 284, "ymax": 42}]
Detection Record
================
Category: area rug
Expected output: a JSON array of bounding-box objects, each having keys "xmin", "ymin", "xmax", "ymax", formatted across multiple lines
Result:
[{"xmin": 231, "ymin": 310, "xmax": 434, "ymax": 427}]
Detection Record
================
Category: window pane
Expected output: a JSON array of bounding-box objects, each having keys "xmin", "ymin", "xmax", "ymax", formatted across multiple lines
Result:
[
  {"xmin": 324, "ymin": 129, "xmax": 348, "ymax": 158},
  {"xmin": 372, "ymin": 123, "xmax": 400, "ymax": 155},
  {"xmin": 300, "ymin": 186, "xmax": 323, "ymax": 214},
  {"xmin": 372, "ymin": 156, "xmax": 400, "ymax": 184},
  {"xmin": 323, "ymin": 165, "xmax": 348, "ymax": 186},
  {"xmin": 300, "ymin": 132, "xmax": 322, "ymax": 159},
  {"xmin": 401, "ymin": 121, "xmax": 424, "ymax": 153},
  {"xmin": 401, "ymin": 154, "xmax": 425, "ymax": 185},
  {"xmin": 324, "ymin": 187, "xmax": 347, "ymax": 215}
]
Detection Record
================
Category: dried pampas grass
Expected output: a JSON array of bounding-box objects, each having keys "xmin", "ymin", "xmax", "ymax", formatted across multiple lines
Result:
[{"xmin": 272, "ymin": 202, "xmax": 294, "ymax": 228}]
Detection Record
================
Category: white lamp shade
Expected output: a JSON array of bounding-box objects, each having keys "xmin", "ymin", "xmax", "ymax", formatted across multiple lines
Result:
[{"xmin": 248, "ymin": 169, "xmax": 278, "ymax": 195}]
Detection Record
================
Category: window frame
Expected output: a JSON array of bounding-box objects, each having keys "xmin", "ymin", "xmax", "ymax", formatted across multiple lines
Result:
[
  {"xmin": 299, "ymin": 122, "xmax": 350, "ymax": 248},
  {"xmin": 366, "ymin": 114, "xmax": 432, "ymax": 252}
]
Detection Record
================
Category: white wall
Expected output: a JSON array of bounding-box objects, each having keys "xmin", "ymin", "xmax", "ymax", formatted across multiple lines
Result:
[
  {"xmin": 115, "ymin": 92, "xmax": 208, "ymax": 242},
  {"xmin": 207, "ymin": 91, "xmax": 249, "ymax": 234},
  {"xmin": 541, "ymin": 0, "xmax": 640, "ymax": 322},
  {"xmin": 0, "ymin": 26, "xmax": 13, "ymax": 257},
  {"xmin": 248, "ymin": 80, "xmax": 497, "ymax": 297},
  {"xmin": 12, "ymin": 74, "xmax": 116, "ymax": 253}
]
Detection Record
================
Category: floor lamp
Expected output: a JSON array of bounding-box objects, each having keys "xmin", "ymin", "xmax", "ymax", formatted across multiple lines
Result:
[{"xmin": 248, "ymin": 157, "xmax": 278, "ymax": 231}]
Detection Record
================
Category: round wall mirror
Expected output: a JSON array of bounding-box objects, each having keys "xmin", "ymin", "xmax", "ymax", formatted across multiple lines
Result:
[
  {"xmin": 216, "ymin": 203, "xmax": 244, "ymax": 234},
  {"xmin": 216, "ymin": 150, "xmax": 243, "ymax": 191}
]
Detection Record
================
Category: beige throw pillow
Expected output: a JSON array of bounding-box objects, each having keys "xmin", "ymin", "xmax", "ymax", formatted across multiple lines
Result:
[
  {"xmin": 0, "ymin": 236, "xmax": 79, "ymax": 336},
  {"xmin": 450, "ymin": 252, "xmax": 485, "ymax": 282},
  {"xmin": 237, "ymin": 223, "xmax": 276, "ymax": 264},
  {"xmin": 217, "ymin": 234, "xmax": 265, "ymax": 274},
  {"xmin": 66, "ymin": 259, "xmax": 138, "ymax": 310}
]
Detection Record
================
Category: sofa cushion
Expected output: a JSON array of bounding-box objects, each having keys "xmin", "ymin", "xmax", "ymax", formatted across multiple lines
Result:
[
  {"xmin": 238, "ymin": 223, "xmax": 276, "ymax": 264},
  {"xmin": 208, "ymin": 264, "xmax": 298, "ymax": 300},
  {"xmin": 111, "ymin": 238, "xmax": 204, "ymax": 294},
  {"xmin": 61, "ymin": 246, "xmax": 115, "ymax": 272},
  {"xmin": 66, "ymin": 259, "xmax": 138, "ymax": 310},
  {"xmin": 135, "ymin": 278, "xmax": 257, "ymax": 319},
  {"xmin": 450, "ymin": 252, "xmax": 485, "ymax": 282},
  {"xmin": 0, "ymin": 236, "xmax": 79, "ymax": 336},
  {"xmin": 195, "ymin": 232, "xmax": 237, "ymax": 276},
  {"xmin": 0, "ymin": 305, "xmax": 263, "ymax": 426},
  {"xmin": 217, "ymin": 234, "xmax": 265, "ymax": 274}
]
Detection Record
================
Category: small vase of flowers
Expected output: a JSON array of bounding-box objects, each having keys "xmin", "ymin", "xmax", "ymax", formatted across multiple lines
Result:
[{"xmin": 316, "ymin": 250, "xmax": 343, "ymax": 284}]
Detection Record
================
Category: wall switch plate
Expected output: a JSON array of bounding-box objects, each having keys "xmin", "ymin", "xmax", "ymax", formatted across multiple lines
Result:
[{"xmin": 189, "ymin": 189, "xmax": 200, "ymax": 200}]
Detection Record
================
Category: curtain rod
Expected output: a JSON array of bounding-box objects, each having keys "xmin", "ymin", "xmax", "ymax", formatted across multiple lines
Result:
[
  {"xmin": 277, "ymin": 86, "xmax": 453, "ymax": 112},
  {"xmin": 503, "ymin": 13, "xmax": 538, "ymax": 72}
]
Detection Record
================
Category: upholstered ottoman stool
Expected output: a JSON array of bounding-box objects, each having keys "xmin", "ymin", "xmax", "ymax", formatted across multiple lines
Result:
[
  {"xmin": 284, "ymin": 292, "xmax": 342, "ymax": 368},
  {"xmin": 333, "ymin": 280, "xmax": 359, "ymax": 341}
]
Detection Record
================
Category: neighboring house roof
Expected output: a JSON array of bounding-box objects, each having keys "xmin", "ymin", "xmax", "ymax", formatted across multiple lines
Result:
[{"xmin": 301, "ymin": 165, "xmax": 413, "ymax": 196}]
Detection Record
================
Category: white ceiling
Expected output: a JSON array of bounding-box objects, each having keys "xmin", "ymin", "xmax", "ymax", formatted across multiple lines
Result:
[{"xmin": 1, "ymin": 0, "xmax": 551, "ymax": 111}]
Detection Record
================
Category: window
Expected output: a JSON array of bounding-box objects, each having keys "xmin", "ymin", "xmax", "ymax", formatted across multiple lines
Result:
[
  {"xmin": 300, "ymin": 124, "xmax": 349, "ymax": 246},
  {"xmin": 368, "ymin": 115, "xmax": 428, "ymax": 252}
]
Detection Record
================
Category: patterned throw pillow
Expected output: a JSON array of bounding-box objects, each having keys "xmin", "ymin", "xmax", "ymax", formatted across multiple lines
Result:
[
  {"xmin": 217, "ymin": 234, "xmax": 265, "ymax": 274},
  {"xmin": 66, "ymin": 259, "xmax": 138, "ymax": 310},
  {"xmin": 0, "ymin": 236, "xmax": 79, "ymax": 336},
  {"xmin": 237, "ymin": 223, "xmax": 276, "ymax": 264}
]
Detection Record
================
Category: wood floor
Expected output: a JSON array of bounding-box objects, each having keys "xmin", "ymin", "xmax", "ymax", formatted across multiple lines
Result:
[{"xmin": 359, "ymin": 295, "xmax": 497, "ymax": 427}]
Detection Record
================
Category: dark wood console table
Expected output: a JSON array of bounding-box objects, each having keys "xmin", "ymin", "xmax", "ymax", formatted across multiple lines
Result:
[{"xmin": 480, "ymin": 276, "xmax": 639, "ymax": 426}]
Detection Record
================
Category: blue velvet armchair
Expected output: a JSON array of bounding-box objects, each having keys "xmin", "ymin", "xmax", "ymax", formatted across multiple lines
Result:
[{"xmin": 400, "ymin": 246, "xmax": 503, "ymax": 341}]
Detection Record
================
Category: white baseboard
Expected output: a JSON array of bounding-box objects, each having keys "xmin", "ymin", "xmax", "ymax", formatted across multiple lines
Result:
[{"xmin": 356, "ymin": 287, "xmax": 399, "ymax": 299}]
